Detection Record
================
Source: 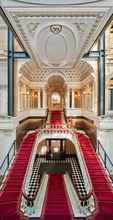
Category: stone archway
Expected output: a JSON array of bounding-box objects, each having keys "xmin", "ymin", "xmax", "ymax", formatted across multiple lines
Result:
[{"xmin": 46, "ymin": 74, "xmax": 67, "ymax": 111}]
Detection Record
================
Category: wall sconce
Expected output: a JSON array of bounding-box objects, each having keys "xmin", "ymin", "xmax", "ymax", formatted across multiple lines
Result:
[{"xmin": 82, "ymin": 91, "xmax": 86, "ymax": 95}]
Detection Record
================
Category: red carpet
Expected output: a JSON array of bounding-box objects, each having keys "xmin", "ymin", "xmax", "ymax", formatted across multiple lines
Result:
[
  {"xmin": 51, "ymin": 111, "xmax": 62, "ymax": 126},
  {"xmin": 0, "ymin": 132, "xmax": 37, "ymax": 220},
  {"xmin": 76, "ymin": 132, "xmax": 113, "ymax": 220},
  {"xmin": 42, "ymin": 174, "xmax": 73, "ymax": 220}
]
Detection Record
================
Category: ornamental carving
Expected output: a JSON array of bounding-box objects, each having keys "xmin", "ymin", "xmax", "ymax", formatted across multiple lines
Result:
[{"xmin": 50, "ymin": 24, "xmax": 62, "ymax": 34}]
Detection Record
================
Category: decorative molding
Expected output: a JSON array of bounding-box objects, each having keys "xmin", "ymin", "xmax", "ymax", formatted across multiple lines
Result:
[
  {"xmin": 50, "ymin": 24, "xmax": 62, "ymax": 34},
  {"xmin": 18, "ymin": 58, "xmax": 94, "ymax": 85},
  {"xmin": 3, "ymin": 6, "xmax": 109, "ymax": 70}
]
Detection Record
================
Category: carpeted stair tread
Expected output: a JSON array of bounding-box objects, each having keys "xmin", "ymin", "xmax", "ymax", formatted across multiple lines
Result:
[
  {"xmin": 76, "ymin": 132, "xmax": 113, "ymax": 220},
  {"xmin": 42, "ymin": 174, "xmax": 73, "ymax": 220},
  {"xmin": 51, "ymin": 111, "xmax": 62, "ymax": 126},
  {"xmin": 0, "ymin": 132, "xmax": 37, "ymax": 220}
]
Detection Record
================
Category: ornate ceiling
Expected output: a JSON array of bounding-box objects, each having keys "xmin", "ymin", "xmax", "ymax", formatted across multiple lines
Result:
[
  {"xmin": 19, "ymin": 59, "xmax": 94, "ymax": 82},
  {"xmin": 2, "ymin": 6, "xmax": 107, "ymax": 68},
  {"xmin": 1, "ymin": 0, "xmax": 113, "ymax": 83}
]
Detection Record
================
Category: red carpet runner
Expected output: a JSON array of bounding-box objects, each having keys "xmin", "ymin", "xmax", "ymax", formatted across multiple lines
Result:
[
  {"xmin": 76, "ymin": 132, "xmax": 113, "ymax": 220},
  {"xmin": 51, "ymin": 111, "xmax": 62, "ymax": 126},
  {"xmin": 42, "ymin": 174, "xmax": 73, "ymax": 220},
  {"xmin": 0, "ymin": 132, "xmax": 37, "ymax": 220}
]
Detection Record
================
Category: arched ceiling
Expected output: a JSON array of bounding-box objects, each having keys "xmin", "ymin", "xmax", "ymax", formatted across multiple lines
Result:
[
  {"xmin": 47, "ymin": 78, "xmax": 66, "ymax": 93},
  {"xmin": 47, "ymin": 75, "xmax": 65, "ymax": 85},
  {"xmin": 19, "ymin": 59, "xmax": 94, "ymax": 82}
]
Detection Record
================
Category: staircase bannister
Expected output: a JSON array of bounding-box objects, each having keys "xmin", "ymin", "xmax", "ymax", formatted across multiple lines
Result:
[
  {"xmin": 70, "ymin": 160, "xmax": 92, "ymax": 203},
  {"xmin": 31, "ymin": 173, "xmax": 48, "ymax": 217},
  {"xmin": 97, "ymin": 140, "xmax": 113, "ymax": 179},
  {"xmin": 73, "ymin": 134, "xmax": 93, "ymax": 202},
  {"xmin": 22, "ymin": 175, "xmax": 40, "ymax": 206},
  {"xmin": 0, "ymin": 140, "xmax": 16, "ymax": 178},
  {"xmin": 64, "ymin": 173, "xmax": 95, "ymax": 217},
  {"xmin": 22, "ymin": 132, "xmax": 39, "ymax": 205},
  {"xmin": 64, "ymin": 172, "xmax": 83, "ymax": 216},
  {"xmin": 21, "ymin": 173, "xmax": 48, "ymax": 217}
]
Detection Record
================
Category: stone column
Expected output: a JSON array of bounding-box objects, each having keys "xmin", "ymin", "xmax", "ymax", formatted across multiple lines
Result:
[
  {"xmin": 24, "ymin": 86, "xmax": 27, "ymax": 110},
  {"xmin": 7, "ymin": 30, "xmax": 14, "ymax": 116},
  {"xmin": 72, "ymin": 89, "xmax": 75, "ymax": 108},
  {"xmin": 67, "ymin": 88, "xmax": 70, "ymax": 108},
  {"xmin": 18, "ymin": 82, "xmax": 20, "ymax": 112},
  {"xmin": 98, "ymin": 32, "xmax": 105, "ymax": 115},
  {"xmin": 38, "ymin": 89, "xmax": 41, "ymax": 108},
  {"xmin": 43, "ymin": 88, "xmax": 47, "ymax": 108},
  {"xmin": 27, "ymin": 88, "xmax": 30, "ymax": 109}
]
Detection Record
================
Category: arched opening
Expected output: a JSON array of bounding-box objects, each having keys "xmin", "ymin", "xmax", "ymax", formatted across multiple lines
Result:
[
  {"xmin": 46, "ymin": 74, "xmax": 66, "ymax": 111},
  {"xmin": 37, "ymin": 139, "xmax": 76, "ymax": 159},
  {"xmin": 51, "ymin": 91, "xmax": 61, "ymax": 110}
]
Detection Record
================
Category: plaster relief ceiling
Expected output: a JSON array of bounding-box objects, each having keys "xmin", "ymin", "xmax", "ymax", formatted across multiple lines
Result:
[
  {"xmin": 34, "ymin": 24, "xmax": 77, "ymax": 67},
  {"xmin": 19, "ymin": 59, "xmax": 94, "ymax": 82},
  {"xmin": 3, "ymin": 6, "xmax": 109, "ymax": 69},
  {"xmin": 1, "ymin": 0, "xmax": 113, "ymax": 82}
]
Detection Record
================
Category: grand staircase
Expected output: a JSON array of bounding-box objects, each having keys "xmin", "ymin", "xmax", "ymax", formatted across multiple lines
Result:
[
  {"xmin": 42, "ymin": 174, "xmax": 73, "ymax": 220},
  {"xmin": 0, "ymin": 132, "xmax": 37, "ymax": 220},
  {"xmin": 0, "ymin": 111, "xmax": 113, "ymax": 220},
  {"xmin": 76, "ymin": 132, "xmax": 113, "ymax": 220}
]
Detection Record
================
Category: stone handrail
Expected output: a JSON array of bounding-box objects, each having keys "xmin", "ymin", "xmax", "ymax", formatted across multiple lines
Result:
[
  {"xmin": 21, "ymin": 174, "xmax": 48, "ymax": 217},
  {"xmin": 38, "ymin": 128, "xmax": 93, "ymax": 201}
]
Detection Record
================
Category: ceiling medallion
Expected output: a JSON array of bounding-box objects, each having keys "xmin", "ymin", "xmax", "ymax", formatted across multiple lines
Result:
[{"xmin": 50, "ymin": 25, "xmax": 62, "ymax": 34}]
